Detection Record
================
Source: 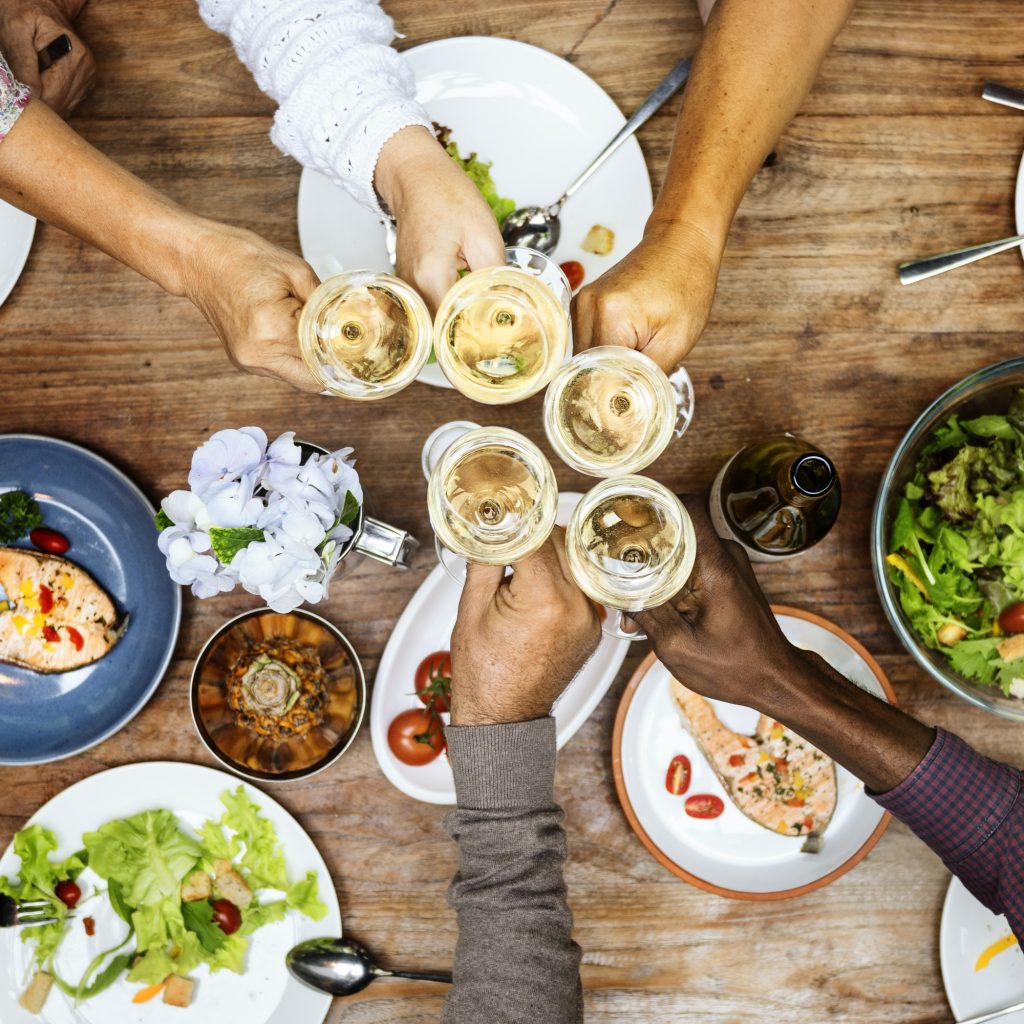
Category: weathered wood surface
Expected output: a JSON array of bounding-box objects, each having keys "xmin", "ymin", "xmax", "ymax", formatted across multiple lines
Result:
[{"xmin": 2, "ymin": 1, "xmax": 1024, "ymax": 1020}]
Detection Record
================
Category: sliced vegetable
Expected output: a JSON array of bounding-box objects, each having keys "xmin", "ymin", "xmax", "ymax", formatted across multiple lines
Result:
[
  {"xmin": 665, "ymin": 755, "xmax": 691, "ymax": 796},
  {"xmin": 684, "ymin": 794, "xmax": 725, "ymax": 820},
  {"xmin": 131, "ymin": 981, "xmax": 166, "ymax": 1004}
]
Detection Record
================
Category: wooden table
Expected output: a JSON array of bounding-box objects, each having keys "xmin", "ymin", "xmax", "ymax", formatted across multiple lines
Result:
[{"xmin": 2, "ymin": 1, "xmax": 1023, "ymax": 1020}]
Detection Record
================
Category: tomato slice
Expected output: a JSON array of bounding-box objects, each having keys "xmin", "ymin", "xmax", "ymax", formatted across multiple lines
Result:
[
  {"xmin": 684, "ymin": 794, "xmax": 725, "ymax": 819},
  {"xmin": 727, "ymin": 753, "xmax": 746, "ymax": 767},
  {"xmin": 42, "ymin": 624, "xmax": 61, "ymax": 644},
  {"xmin": 664, "ymin": 755, "xmax": 691, "ymax": 795},
  {"xmin": 38, "ymin": 584, "xmax": 54, "ymax": 614},
  {"xmin": 559, "ymin": 260, "xmax": 585, "ymax": 291},
  {"xmin": 66, "ymin": 626, "xmax": 84, "ymax": 651}
]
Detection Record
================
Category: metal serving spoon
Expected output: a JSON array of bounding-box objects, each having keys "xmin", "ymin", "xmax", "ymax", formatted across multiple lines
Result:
[
  {"xmin": 898, "ymin": 233, "xmax": 1024, "ymax": 285},
  {"xmin": 286, "ymin": 938, "xmax": 452, "ymax": 996},
  {"xmin": 501, "ymin": 55, "xmax": 692, "ymax": 255}
]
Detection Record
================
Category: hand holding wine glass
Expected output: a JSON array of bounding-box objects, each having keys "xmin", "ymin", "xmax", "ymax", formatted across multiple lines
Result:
[{"xmin": 449, "ymin": 528, "xmax": 601, "ymax": 727}]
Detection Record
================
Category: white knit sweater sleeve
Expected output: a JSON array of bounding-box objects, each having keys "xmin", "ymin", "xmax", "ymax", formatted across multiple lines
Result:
[{"xmin": 197, "ymin": 0, "xmax": 433, "ymax": 216}]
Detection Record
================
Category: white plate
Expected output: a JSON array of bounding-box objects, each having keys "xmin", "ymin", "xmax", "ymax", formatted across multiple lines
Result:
[
  {"xmin": 941, "ymin": 877, "xmax": 1023, "ymax": 1023},
  {"xmin": 297, "ymin": 35, "xmax": 654, "ymax": 389},
  {"xmin": 0, "ymin": 762, "xmax": 340, "ymax": 1024},
  {"xmin": 0, "ymin": 200, "xmax": 35, "ymax": 308},
  {"xmin": 615, "ymin": 611, "xmax": 893, "ymax": 898},
  {"xmin": 371, "ymin": 492, "xmax": 630, "ymax": 804},
  {"xmin": 1016, "ymin": 144, "xmax": 1024, "ymax": 259}
]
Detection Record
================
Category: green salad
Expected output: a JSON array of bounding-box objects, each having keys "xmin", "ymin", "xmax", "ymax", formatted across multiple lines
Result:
[
  {"xmin": 2, "ymin": 788, "xmax": 326, "ymax": 1012},
  {"xmin": 887, "ymin": 389, "xmax": 1024, "ymax": 697},
  {"xmin": 436, "ymin": 123, "xmax": 516, "ymax": 225}
]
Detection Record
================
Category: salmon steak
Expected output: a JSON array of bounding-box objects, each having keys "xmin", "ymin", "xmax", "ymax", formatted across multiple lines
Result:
[
  {"xmin": 0, "ymin": 547, "xmax": 124, "ymax": 672},
  {"xmin": 671, "ymin": 678, "xmax": 837, "ymax": 844}
]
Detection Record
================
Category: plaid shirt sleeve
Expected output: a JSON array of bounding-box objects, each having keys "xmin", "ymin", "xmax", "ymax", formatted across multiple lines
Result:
[{"xmin": 873, "ymin": 727, "xmax": 1023, "ymax": 940}]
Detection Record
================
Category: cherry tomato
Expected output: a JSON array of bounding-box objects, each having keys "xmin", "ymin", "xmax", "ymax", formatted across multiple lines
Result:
[
  {"xmin": 998, "ymin": 601, "xmax": 1024, "ymax": 634},
  {"xmin": 66, "ymin": 626, "xmax": 84, "ymax": 651},
  {"xmin": 414, "ymin": 651, "xmax": 452, "ymax": 712},
  {"xmin": 388, "ymin": 708, "xmax": 446, "ymax": 766},
  {"xmin": 30, "ymin": 527, "xmax": 69, "ymax": 555},
  {"xmin": 210, "ymin": 898, "xmax": 242, "ymax": 935},
  {"xmin": 42, "ymin": 624, "xmax": 61, "ymax": 644},
  {"xmin": 55, "ymin": 879, "xmax": 81, "ymax": 908},
  {"xmin": 665, "ymin": 755, "xmax": 691, "ymax": 796},
  {"xmin": 684, "ymin": 794, "xmax": 725, "ymax": 820},
  {"xmin": 38, "ymin": 584, "xmax": 54, "ymax": 615},
  {"xmin": 559, "ymin": 260, "xmax": 585, "ymax": 291}
]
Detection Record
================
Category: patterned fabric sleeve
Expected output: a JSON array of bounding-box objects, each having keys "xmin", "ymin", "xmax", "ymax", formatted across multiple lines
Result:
[
  {"xmin": 873, "ymin": 728, "xmax": 1024, "ymax": 941},
  {"xmin": 0, "ymin": 51, "xmax": 32, "ymax": 144},
  {"xmin": 196, "ymin": 0, "xmax": 433, "ymax": 217}
]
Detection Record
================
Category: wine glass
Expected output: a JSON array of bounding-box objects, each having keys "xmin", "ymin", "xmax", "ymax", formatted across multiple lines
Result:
[
  {"xmin": 298, "ymin": 271, "xmax": 433, "ymax": 400},
  {"xmin": 543, "ymin": 347, "xmax": 695, "ymax": 477},
  {"xmin": 427, "ymin": 426, "xmax": 559, "ymax": 576},
  {"xmin": 432, "ymin": 247, "xmax": 572, "ymax": 404},
  {"xmin": 565, "ymin": 475, "xmax": 695, "ymax": 639}
]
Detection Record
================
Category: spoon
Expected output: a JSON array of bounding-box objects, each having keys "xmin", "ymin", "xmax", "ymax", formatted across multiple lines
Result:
[
  {"xmin": 286, "ymin": 937, "xmax": 452, "ymax": 996},
  {"xmin": 501, "ymin": 55, "xmax": 692, "ymax": 255},
  {"xmin": 898, "ymin": 233, "xmax": 1024, "ymax": 285}
]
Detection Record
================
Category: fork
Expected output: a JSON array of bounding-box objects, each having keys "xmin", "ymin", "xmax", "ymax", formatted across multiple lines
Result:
[{"xmin": 0, "ymin": 893, "xmax": 62, "ymax": 928}]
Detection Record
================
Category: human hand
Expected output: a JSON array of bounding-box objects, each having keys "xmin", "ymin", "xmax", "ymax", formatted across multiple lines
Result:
[
  {"xmin": 0, "ymin": 0, "xmax": 95, "ymax": 116},
  {"xmin": 375, "ymin": 126, "xmax": 505, "ymax": 312},
  {"xmin": 634, "ymin": 495, "xmax": 805, "ymax": 709},
  {"xmin": 572, "ymin": 222, "xmax": 723, "ymax": 372},
  {"xmin": 450, "ymin": 528, "xmax": 601, "ymax": 726},
  {"xmin": 181, "ymin": 222, "xmax": 322, "ymax": 393}
]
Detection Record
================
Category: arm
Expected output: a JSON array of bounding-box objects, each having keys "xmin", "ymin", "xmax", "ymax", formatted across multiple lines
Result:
[
  {"xmin": 441, "ymin": 531, "xmax": 601, "ymax": 1023},
  {"xmin": 574, "ymin": 0, "xmax": 856, "ymax": 369},
  {"xmin": 0, "ymin": 90, "xmax": 321, "ymax": 391},
  {"xmin": 198, "ymin": 0, "xmax": 504, "ymax": 310},
  {"xmin": 637, "ymin": 498, "xmax": 1024, "ymax": 940}
]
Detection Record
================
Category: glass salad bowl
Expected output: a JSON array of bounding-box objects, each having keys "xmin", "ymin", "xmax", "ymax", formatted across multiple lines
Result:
[{"xmin": 871, "ymin": 357, "xmax": 1024, "ymax": 722}]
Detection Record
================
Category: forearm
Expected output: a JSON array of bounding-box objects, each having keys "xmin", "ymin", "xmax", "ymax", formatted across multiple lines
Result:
[
  {"xmin": 0, "ymin": 100, "xmax": 199, "ymax": 295},
  {"xmin": 652, "ymin": 0, "xmax": 854, "ymax": 248},
  {"xmin": 442, "ymin": 718, "xmax": 582, "ymax": 1024}
]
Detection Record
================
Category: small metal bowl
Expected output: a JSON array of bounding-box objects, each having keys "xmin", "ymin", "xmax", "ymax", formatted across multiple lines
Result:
[{"xmin": 190, "ymin": 607, "xmax": 367, "ymax": 782}]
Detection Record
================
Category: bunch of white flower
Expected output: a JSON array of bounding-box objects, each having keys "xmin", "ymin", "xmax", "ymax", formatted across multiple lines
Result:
[{"xmin": 156, "ymin": 427, "xmax": 362, "ymax": 612}]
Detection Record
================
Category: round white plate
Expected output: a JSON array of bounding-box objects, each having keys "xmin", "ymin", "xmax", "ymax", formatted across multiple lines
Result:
[
  {"xmin": 0, "ymin": 201, "xmax": 35, "ymax": 308},
  {"xmin": 0, "ymin": 762, "xmax": 340, "ymax": 1024},
  {"xmin": 615, "ymin": 610, "xmax": 893, "ymax": 898},
  {"xmin": 371, "ymin": 491, "xmax": 631, "ymax": 804},
  {"xmin": 297, "ymin": 35, "xmax": 654, "ymax": 389},
  {"xmin": 941, "ymin": 877, "xmax": 1023, "ymax": 1023},
  {"xmin": 1016, "ymin": 144, "xmax": 1024, "ymax": 259}
]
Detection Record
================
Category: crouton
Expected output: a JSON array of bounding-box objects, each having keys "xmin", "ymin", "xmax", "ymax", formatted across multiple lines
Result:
[
  {"xmin": 162, "ymin": 975, "xmax": 195, "ymax": 1009},
  {"xmin": 181, "ymin": 869, "xmax": 212, "ymax": 902},
  {"xmin": 997, "ymin": 633, "xmax": 1024, "ymax": 663},
  {"xmin": 19, "ymin": 971, "xmax": 53, "ymax": 1014},
  {"xmin": 937, "ymin": 622, "xmax": 967, "ymax": 646},
  {"xmin": 213, "ymin": 859, "xmax": 233, "ymax": 877},
  {"xmin": 214, "ymin": 865, "xmax": 253, "ymax": 908},
  {"xmin": 581, "ymin": 223, "xmax": 615, "ymax": 256}
]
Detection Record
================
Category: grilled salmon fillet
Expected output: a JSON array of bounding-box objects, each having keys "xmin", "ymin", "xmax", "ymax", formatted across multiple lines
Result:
[
  {"xmin": 671, "ymin": 678, "xmax": 837, "ymax": 844},
  {"xmin": 0, "ymin": 547, "xmax": 123, "ymax": 672}
]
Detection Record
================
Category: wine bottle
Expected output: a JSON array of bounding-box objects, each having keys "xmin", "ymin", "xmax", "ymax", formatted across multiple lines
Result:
[{"xmin": 708, "ymin": 434, "xmax": 840, "ymax": 561}]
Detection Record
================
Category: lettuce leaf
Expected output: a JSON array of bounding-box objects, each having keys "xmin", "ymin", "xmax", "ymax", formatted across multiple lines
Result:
[{"xmin": 217, "ymin": 788, "xmax": 289, "ymax": 891}]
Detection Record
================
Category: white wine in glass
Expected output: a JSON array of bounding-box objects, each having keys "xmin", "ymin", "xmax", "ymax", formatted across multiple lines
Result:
[
  {"xmin": 544, "ymin": 347, "xmax": 693, "ymax": 477},
  {"xmin": 298, "ymin": 271, "xmax": 433, "ymax": 400},
  {"xmin": 565, "ymin": 475, "xmax": 695, "ymax": 612},
  {"xmin": 427, "ymin": 426, "xmax": 559, "ymax": 566},
  {"xmin": 433, "ymin": 248, "xmax": 571, "ymax": 405}
]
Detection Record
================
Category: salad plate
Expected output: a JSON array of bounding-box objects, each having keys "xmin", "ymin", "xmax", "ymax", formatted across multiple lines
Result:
[
  {"xmin": 0, "ymin": 761, "xmax": 341, "ymax": 1024},
  {"xmin": 612, "ymin": 608, "xmax": 894, "ymax": 899},
  {"xmin": 0, "ymin": 435, "xmax": 181, "ymax": 764},
  {"xmin": 0, "ymin": 200, "xmax": 34, "ymax": 309},
  {"xmin": 297, "ymin": 35, "xmax": 654, "ymax": 389},
  {"xmin": 371, "ymin": 491, "xmax": 631, "ymax": 804},
  {"xmin": 941, "ymin": 878, "xmax": 1023, "ymax": 1023}
]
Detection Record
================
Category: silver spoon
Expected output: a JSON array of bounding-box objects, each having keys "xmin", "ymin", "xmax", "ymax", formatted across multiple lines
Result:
[
  {"xmin": 982, "ymin": 81, "xmax": 1024, "ymax": 111},
  {"xmin": 286, "ymin": 937, "xmax": 452, "ymax": 996},
  {"xmin": 898, "ymin": 233, "xmax": 1024, "ymax": 285},
  {"xmin": 501, "ymin": 56, "xmax": 692, "ymax": 255}
]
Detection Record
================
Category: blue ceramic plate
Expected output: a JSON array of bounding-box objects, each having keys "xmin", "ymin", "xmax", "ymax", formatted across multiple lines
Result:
[{"xmin": 0, "ymin": 435, "xmax": 181, "ymax": 764}]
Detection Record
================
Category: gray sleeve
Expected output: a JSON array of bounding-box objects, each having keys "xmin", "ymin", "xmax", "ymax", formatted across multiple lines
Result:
[{"xmin": 441, "ymin": 716, "xmax": 582, "ymax": 1024}]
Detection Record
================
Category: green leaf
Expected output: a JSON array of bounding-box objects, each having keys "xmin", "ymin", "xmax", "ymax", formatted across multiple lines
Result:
[
  {"xmin": 182, "ymin": 899, "xmax": 228, "ymax": 954},
  {"xmin": 889, "ymin": 497, "xmax": 936, "ymax": 585},
  {"xmin": 339, "ymin": 490, "xmax": 360, "ymax": 527},
  {"xmin": 239, "ymin": 898, "xmax": 288, "ymax": 936},
  {"xmin": 209, "ymin": 526, "xmax": 264, "ymax": 564},
  {"xmin": 0, "ymin": 490, "xmax": 43, "ymax": 544},
  {"xmin": 217, "ymin": 788, "xmax": 289, "ymax": 891},
  {"xmin": 442, "ymin": 135, "xmax": 517, "ymax": 226},
  {"xmin": 962, "ymin": 414, "xmax": 1018, "ymax": 440},
  {"xmin": 286, "ymin": 871, "xmax": 328, "ymax": 921},
  {"xmin": 154, "ymin": 508, "xmax": 173, "ymax": 531},
  {"xmin": 53, "ymin": 952, "xmax": 134, "ymax": 1001},
  {"xmin": 107, "ymin": 879, "xmax": 132, "ymax": 924}
]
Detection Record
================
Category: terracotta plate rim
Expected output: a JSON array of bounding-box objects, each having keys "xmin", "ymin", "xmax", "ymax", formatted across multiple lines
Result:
[{"xmin": 610, "ymin": 604, "xmax": 895, "ymax": 901}]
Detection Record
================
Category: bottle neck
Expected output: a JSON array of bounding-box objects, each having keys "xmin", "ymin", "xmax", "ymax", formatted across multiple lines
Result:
[{"xmin": 777, "ymin": 452, "xmax": 836, "ymax": 509}]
